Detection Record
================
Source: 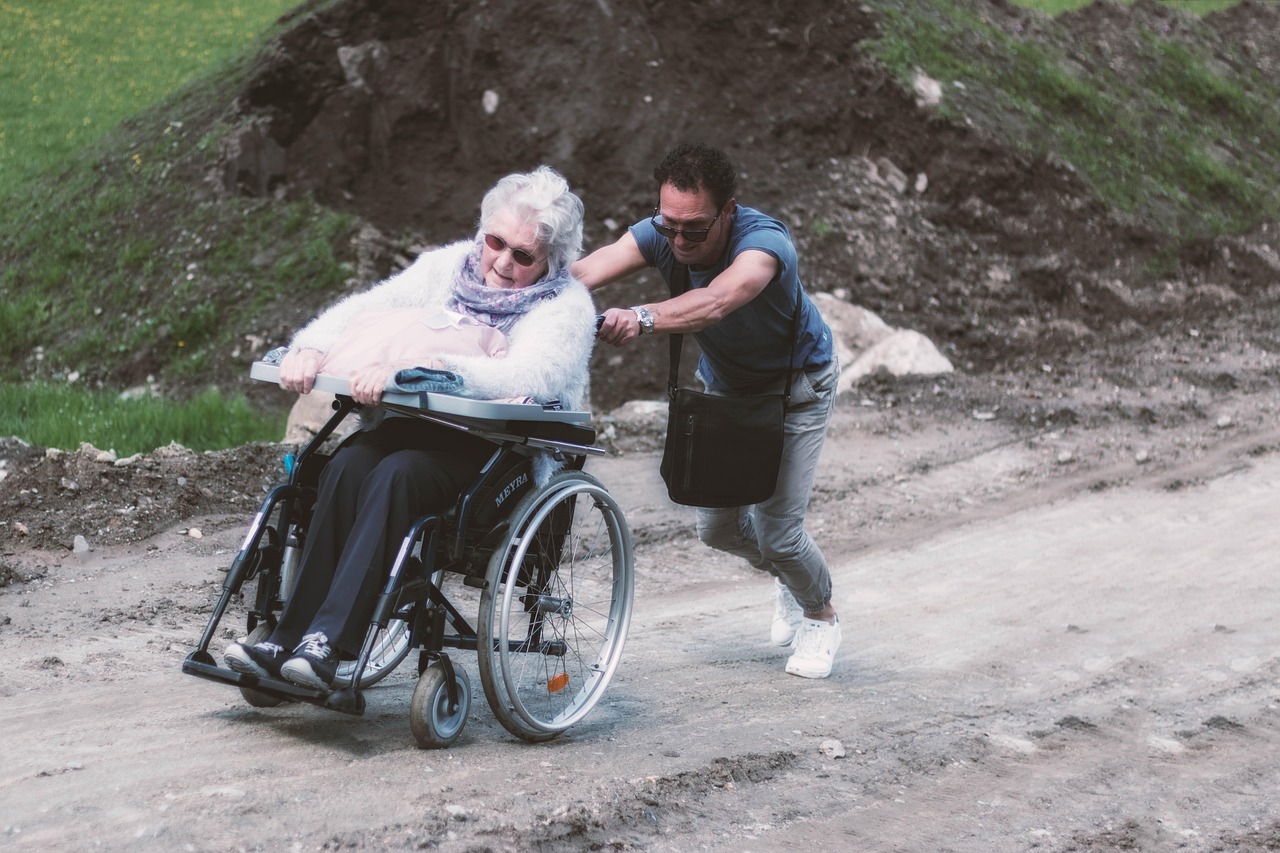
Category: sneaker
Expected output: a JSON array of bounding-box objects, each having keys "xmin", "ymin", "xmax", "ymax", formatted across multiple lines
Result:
[
  {"xmin": 771, "ymin": 580, "xmax": 804, "ymax": 646},
  {"xmin": 224, "ymin": 640, "xmax": 288, "ymax": 680},
  {"xmin": 785, "ymin": 617, "xmax": 842, "ymax": 679},
  {"xmin": 280, "ymin": 632, "xmax": 339, "ymax": 690}
]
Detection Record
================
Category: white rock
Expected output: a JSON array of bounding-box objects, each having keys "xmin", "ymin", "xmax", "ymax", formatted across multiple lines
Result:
[
  {"xmin": 820, "ymin": 738, "xmax": 846, "ymax": 758},
  {"xmin": 847, "ymin": 329, "xmax": 954, "ymax": 386},
  {"xmin": 812, "ymin": 293, "xmax": 894, "ymax": 350},
  {"xmin": 912, "ymin": 71, "xmax": 943, "ymax": 107}
]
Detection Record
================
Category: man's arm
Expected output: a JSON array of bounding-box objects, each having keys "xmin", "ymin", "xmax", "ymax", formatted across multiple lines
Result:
[
  {"xmin": 571, "ymin": 231, "xmax": 648, "ymax": 291},
  {"xmin": 594, "ymin": 248, "xmax": 779, "ymax": 347}
]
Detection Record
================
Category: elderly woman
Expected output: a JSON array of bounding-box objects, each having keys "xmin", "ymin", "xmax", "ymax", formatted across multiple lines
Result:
[{"xmin": 224, "ymin": 166, "xmax": 596, "ymax": 690}]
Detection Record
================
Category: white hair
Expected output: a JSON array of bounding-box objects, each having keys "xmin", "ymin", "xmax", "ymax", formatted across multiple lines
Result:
[{"xmin": 477, "ymin": 166, "xmax": 584, "ymax": 276}]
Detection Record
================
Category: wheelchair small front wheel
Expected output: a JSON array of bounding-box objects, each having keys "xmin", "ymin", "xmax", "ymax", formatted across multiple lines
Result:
[{"xmin": 409, "ymin": 662, "xmax": 471, "ymax": 749}]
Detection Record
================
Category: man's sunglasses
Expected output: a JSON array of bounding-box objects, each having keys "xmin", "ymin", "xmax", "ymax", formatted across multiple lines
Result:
[
  {"xmin": 483, "ymin": 233, "xmax": 544, "ymax": 267},
  {"xmin": 650, "ymin": 208, "xmax": 721, "ymax": 243}
]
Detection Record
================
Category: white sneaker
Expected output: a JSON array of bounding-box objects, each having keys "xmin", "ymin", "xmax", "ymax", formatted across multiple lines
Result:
[
  {"xmin": 771, "ymin": 580, "xmax": 804, "ymax": 646},
  {"xmin": 785, "ymin": 617, "xmax": 841, "ymax": 679}
]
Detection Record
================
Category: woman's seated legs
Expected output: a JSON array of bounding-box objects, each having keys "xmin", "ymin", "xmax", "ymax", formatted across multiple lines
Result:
[{"xmin": 226, "ymin": 418, "xmax": 492, "ymax": 684}]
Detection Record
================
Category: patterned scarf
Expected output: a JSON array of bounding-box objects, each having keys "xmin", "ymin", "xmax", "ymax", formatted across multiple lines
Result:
[{"xmin": 448, "ymin": 240, "xmax": 571, "ymax": 334}]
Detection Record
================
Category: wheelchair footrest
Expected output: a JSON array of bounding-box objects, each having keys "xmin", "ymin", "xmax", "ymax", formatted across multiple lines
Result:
[{"xmin": 182, "ymin": 654, "xmax": 365, "ymax": 715}]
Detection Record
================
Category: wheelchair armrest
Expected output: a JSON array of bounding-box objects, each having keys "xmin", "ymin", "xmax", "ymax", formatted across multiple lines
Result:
[{"xmin": 504, "ymin": 420, "xmax": 597, "ymax": 446}]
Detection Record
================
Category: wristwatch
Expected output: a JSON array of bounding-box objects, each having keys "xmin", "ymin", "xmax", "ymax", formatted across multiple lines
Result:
[{"xmin": 630, "ymin": 305, "xmax": 655, "ymax": 335}]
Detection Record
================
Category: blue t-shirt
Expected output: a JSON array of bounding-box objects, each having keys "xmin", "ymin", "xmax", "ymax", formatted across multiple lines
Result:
[{"xmin": 630, "ymin": 205, "xmax": 833, "ymax": 394}]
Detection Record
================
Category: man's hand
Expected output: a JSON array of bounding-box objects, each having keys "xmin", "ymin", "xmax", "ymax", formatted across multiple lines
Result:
[
  {"xmin": 278, "ymin": 347, "xmax": 325, "ymax": 394},
  {"xmin": 596, "ymin": 306, "xmax": 643, "ymax": 347}
]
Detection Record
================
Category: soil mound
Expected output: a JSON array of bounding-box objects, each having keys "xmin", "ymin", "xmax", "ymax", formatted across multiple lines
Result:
[
  {"xmin": 5, "ymin": 0, "xmax": 1280, "ymax": 552},
  {"xmin": 217, "ymin": 0, "xmax": 1279, "ymax": 413}
]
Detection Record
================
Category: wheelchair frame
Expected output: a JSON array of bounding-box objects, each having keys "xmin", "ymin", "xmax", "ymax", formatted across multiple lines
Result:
[{"xmin": 183, "ymin": 390, "xmax": 635, "ymax": 748}]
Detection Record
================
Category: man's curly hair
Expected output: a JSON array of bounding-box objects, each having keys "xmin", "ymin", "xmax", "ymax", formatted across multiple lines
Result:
[{"xmin": 653, "ymin": 143, "xmax": 737, "ymax": 210}]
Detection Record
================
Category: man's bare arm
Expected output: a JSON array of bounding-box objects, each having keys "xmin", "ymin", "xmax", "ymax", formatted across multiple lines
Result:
[
  {"xmin": 570, "ymin": 231, "xmax": 648, "ymax": 291},
  {"xmin": 594, "ymin": 249, "xmax": 779, "ymax": 347}
]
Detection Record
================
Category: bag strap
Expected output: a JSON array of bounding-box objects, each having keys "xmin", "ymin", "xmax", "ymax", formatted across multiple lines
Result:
[{"xmin": 666, "ymin": 263, "xmax": 803, "ymax": 403}]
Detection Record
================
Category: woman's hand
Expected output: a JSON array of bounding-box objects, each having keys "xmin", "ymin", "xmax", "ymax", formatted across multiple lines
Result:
[
  {"xmin": 279, "ymin": 348, "xmax": 325, "ymax": 394},
  {"xmin": 348, "ymin": 364, "xmax": 395, "ymax": 406}
]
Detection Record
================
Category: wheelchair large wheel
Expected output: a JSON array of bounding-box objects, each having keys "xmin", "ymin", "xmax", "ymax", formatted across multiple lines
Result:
[
  {"xmin": 409, "ymin": 662, "xmax": 471, "ymax": 749},
  {"xmin": 477, "ymin": 470, "xmax": 634, "ymax": 741},
  {"xmin": 333, "ymin": 615, "xmax": 412, "ymax": 689}
]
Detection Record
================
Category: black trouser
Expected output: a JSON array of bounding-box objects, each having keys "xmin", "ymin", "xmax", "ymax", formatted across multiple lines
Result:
[{"xmin": 271, "ymin": 417, "xmax": 493, "ymax": 655}]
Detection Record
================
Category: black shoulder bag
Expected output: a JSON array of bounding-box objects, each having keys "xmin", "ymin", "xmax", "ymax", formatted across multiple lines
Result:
[{"xmin": 658, "ymin": 264, "xmax": 801, "ymax": 508}]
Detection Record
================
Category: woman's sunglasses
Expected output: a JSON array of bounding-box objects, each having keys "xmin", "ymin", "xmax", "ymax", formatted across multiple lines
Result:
[{"xmin": 483, "ymin": 233, "xmax": 543, "ymax": 267}]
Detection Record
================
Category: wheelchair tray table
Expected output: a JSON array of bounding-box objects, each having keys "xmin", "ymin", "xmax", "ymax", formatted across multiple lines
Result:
[{"xmin": 249, "ymin": 361, "xmax": 599, "ymax": 451}]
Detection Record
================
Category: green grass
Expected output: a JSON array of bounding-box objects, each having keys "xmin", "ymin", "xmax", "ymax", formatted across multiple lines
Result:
[
  {"xmin": 0, "ymin": 382, "xmax": 285, "ymax": 455},
  {"xmin": 0, "ymin": 0, "xmax": 302, "ymax": 198},
  {"xmin": 867, "ymin": 0, "xmax": 1280, "ymax": 237},
  {"xmin": 0, "ymin": 0, "xmax": 330, "ymax": 451},
  {"xmin": 1013, "ymin": 0, "xmax": 1238, "ymax": 14}
]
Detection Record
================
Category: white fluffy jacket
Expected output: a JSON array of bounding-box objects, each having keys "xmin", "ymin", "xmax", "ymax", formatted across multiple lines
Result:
[{"xmin": 290, "ymin": 240, "xmax": 597, "ymax": 412}]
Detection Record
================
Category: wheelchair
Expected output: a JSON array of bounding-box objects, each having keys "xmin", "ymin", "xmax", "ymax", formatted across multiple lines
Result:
[{"xmin": 183, "ymin": 375, "xmax": 635, "ymax": 749}]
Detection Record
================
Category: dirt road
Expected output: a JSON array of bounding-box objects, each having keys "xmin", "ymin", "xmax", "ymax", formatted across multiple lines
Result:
[{"xmin": 2, "ymin": 405, "xmax": 1278, "ymax": 852}]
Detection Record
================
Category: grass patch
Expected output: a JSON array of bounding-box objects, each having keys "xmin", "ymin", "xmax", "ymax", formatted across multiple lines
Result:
[
  {"xmin": 1011, "ymin": 0, "xmax": 1238, "ymax": 14},
  {"xmin": 866, "ymin": 0, "xmax": 1280, "ymax": 238},
  {"xmin": 0, "ymin": 71, "xmax": 357, "ymax": 390},
  {"xmin": 0, "ymin": 0, "xmax": 302, "ymax": 198},
  {"xmin": 0, "ymin": 382, "xmax": 285, "ymax": 455},
  {"xmin": 0, "ymin": 0, "xmax": 348, "ymax": 452}
]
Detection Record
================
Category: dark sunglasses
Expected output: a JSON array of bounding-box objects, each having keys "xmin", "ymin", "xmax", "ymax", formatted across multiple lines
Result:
[
  {"xmin": 650, "ymin": 208, "xmax": 721, "ymax": 243},
  {"xmin": 483, "ymin": 233, "xmax": 544, "ymax": 267}
]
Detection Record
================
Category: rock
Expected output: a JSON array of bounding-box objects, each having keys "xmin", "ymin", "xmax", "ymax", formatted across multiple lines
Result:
[
  {"xmin": 601, "ymin": 399, "xmax": 668, "ymax": 453},
  {"xmin": 216, "ymin": 119, "xmax": 285, "ymax": 197},
  {"xmin": 284, "ymin": 392, "xmax": 342, "ymax": 444},
  {"xmin": 812, "ymin": 293, "xmax": 894, "ymax": 350},
  {"xmin": 820, "ymin": 738, "xmax": 846, "ymax": 758},
  {"xmin": 337, "ymin": 41, "xmax": 388, "ymax": 92},
  {"xmin": 846, "ymin": 329, "xmax": 954, "ymax": 387},
  {"xmin": 912, "ymin": 71, "xmax": 943, "ymax": 107},
  {"xmin": 872, "ymin": 157, "xmax": 909, "ymax": 194}
]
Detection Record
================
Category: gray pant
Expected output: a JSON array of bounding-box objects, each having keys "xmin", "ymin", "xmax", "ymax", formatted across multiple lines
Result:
[{"xmin": 695, "ymin": 357, "xmax": 840, "ymax": 613}]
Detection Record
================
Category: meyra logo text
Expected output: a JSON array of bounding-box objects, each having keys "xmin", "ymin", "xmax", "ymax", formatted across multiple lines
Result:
[{"xmin": 494, "ymin": 472, "xmax": 529, "ymax": 508}]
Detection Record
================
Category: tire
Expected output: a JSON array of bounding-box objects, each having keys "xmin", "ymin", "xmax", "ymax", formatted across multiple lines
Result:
[
  {"xmin": 409, "ymin": 663, "xmax": 471, "ymax": 749},
  {"xmin": 333, "ymin": 615, "xmax": 412, "ymax": 689},
  {"xmin": 477, "ymin": 470, "xmax": 634, "ymax": 741},
  {"xmin": 236, "ymin": 623, "xmax": 284, "ymax": 708}
]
